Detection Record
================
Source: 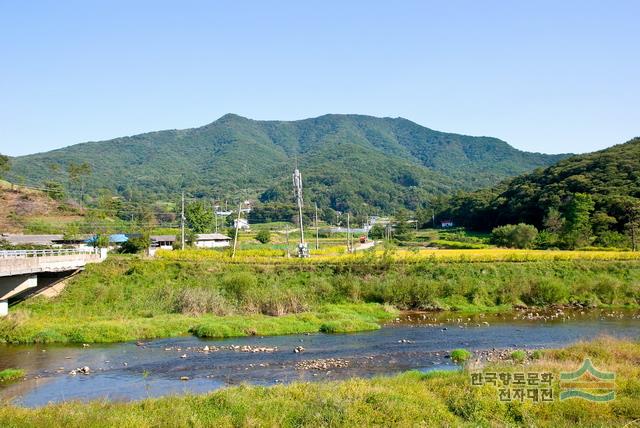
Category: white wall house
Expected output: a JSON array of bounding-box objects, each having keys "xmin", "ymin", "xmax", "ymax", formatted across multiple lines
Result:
[
  {"xmin": 233, "ymin": 218, "xmax": 250, "ymax": 230},
  {"xmin": 194, "ymin": 233, "xmax": 232, "ymax": 248}
]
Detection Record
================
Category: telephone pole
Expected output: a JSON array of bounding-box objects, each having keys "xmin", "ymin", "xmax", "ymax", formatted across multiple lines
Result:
[
  {"xmin": 347, "ymin": 212, "xmax": 351, "ymax": 253},
  {"xmin": 180, "ymin": 192, "xmax": 185, "ymax": 250},
  {"xmin": 285, "ymin": 223, "xmax": 290, "ymax": 258},
  {"xmin": 214, "ymin": 202, "xmax": 219, "ymax": 233},
  {"xmin": 315, "ymin": 203, "xmax": 319, "ymax": 250},
  {"xmin": 292, "ymin": 168, "xmax": 309, "ymax": 257},
  {"xmin": 232, "ymin": 203, "xmax": 242, "ymax": 258}
]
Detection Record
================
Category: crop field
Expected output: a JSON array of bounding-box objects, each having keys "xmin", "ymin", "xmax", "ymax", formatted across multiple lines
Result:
[{"xmin": 158, "ymin": 247, "xmax": 640, "ymax": 264}]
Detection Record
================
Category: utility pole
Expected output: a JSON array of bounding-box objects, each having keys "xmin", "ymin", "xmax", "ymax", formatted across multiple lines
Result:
[
  {"xmin": 180, "ymin": 192, "xmax": 185, "ymax": 250},
  {"xmin": 285, "ymin": 223, "xmax": 290, "ymax": 258},
  {"xmin": 232, "ymin": 203, "xmax": 242, "ymax": 258},
  {"xmin": 347, "ymin": 212, "xmax": 351, "ymax": 253},
  {"xmin": 315, "ymin": 203, "xmax": 319, "ymax": 250},
  {"xmin": 293, "ymin": 168, "xmax": 309, "ymax": 257},
  {"xmin": 214, "ymin": 202, "xmax": 219, "ymax": 233},
  {"xmin": 432, "ymin": 209, "xmax": 435, "ymax": 228}
]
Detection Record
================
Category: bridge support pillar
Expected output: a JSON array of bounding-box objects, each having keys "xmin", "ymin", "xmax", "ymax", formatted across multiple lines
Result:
[{"xmin": 0, "ymin": 274, "xmax": 38, "ymax": 316}]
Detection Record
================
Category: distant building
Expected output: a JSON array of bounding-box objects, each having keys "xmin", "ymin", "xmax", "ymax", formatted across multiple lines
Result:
[
  {"xmin": 233, "ymin": 218, "xmax": 250, "ymax": 230},
  {"xmin": 149, "ymin": 235, "xmax": 176, "ymax": 255},
  {"xmin": 1, "ymin": 234, "xmax": 91, "ymax": 249},
  {"xmin": 194, "ymin": 233, "xmax": 232, "ymax": 248},
  {"xmin": 440, "ymin": 220, "xmax": 454, "ymax": 228},
  {"xmin": 240, "ymin": 200, "xmax": 253, "ymax": 213}
]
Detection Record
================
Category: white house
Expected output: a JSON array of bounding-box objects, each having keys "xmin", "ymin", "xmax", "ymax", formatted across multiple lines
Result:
[
  {"xmin": 194, "ymin": 233, "xmax": 232, "ymax": 248},
  {"xmin": 233, "ymin": 218, "xmax": 250, "ymax": 230}
]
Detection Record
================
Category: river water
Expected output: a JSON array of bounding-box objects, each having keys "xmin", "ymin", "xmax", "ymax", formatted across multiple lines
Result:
[{"xmin": 1, "ymin": 309, "xmax": 639, "ymax": 407}]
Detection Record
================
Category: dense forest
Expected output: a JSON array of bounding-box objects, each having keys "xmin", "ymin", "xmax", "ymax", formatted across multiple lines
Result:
[
  {"xmin": 444, "ymin": 138, "xmax": 640, "ymax": 249},
  {"xmin": 6, "ymin": 114, "xmax": 567, "ymax": 214}
]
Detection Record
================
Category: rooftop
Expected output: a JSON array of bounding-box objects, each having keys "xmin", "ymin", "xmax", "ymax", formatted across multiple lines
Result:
[{"xmin": 195, "ymin": 233, "xmax": 231, "ymax": 241}]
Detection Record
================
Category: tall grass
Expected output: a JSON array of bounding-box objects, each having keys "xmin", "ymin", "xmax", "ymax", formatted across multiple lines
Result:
[{"xmin": 2, "ymin": 255, "xmax": 638, "ymax": 343}]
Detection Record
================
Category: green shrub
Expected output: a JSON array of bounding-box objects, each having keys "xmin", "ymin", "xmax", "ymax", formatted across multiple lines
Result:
[
  {"xmin": 220, "ymin": 271, "xmax": 258, "ymax": 301},
  {"xmin": 255, "ymin": 229, "xmax": 271, "ymax": 244},
  {"xmin": 522, "ymin": 277, "xmax": 569, "ymax": 306},
  {"xmin": 119, "ymin": 236, "xmax": 151, "ymax": 254},
  {"xmin": 174, "ymin": 287, "xmax": 231, "ymax": 316},
  {"xmin": 491, "ymin": 224, "xmax": 539, "ymax": 249},
  {"xmin": 450, "ymin": 349, "xmax": 472, "ymax": 364},
  {"xmin": 0, "ymin": 368, "xmax": 25, "ymax": 383},
  {"xmin": 511, "ymin": 350, "xmax": 526, "ymax": 363}
]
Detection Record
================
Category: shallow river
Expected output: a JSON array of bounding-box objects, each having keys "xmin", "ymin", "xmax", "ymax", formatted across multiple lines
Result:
[{"xmin": 1, "ymin": 309, "xmax": 639, "ymax": 407}]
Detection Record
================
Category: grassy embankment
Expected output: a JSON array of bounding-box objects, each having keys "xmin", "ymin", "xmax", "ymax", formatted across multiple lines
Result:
[
  {"xmin": 1, "ymin": 249, "xmax": 639, "ymax": 344},
  {"xmin": 1, "ymin": 337, "xmax": 638, "ymax": 427}
]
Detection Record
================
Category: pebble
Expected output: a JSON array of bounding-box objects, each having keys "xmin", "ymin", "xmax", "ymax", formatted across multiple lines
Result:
[
  {"xmin": 69, "ymin": 366, "xmax": 91, "ymax": 376},
  {"xmin": 295, "ymin": 358, "xmax": 349, "ymax": 370}
]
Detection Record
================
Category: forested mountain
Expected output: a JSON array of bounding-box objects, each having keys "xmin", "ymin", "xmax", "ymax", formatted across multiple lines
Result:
[
  {"xmin": 445, "ymin": 137, "xmax": 640, "ymax": 247},
  {"xmin": 7, "ymin": 114, "xmax": 567, "ymax": 214}
]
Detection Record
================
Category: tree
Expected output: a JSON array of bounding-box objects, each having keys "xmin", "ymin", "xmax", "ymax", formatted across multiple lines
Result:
[
  {"xmin": 255, "ymin": 229, "xmax": 271, "ymax": 244},
  {"xmin": 44, "ymin": 180, "xmax": 66, "ymax": 200},
  {"xmin": 93, "ymin": 234, "xmax": 111, "ymax": 249},
  {"xmin": 393, "ymin": 210, "xmax": 414, "ymax": 241},
  {"xmin": 491, "ymin": 223, "xmax": 539, "ymax": 249},
  {"xmin": 561, "ymin": 193, "xmax": 595, "ymax": 249},
  {"xmin": 66, "ymin": 161, "xmax": 92, "ymax": 204},
  {"xmin": 624, "ymin": 199, "xmax": 640, "ymax": 251},
  {"xmin": 543, "ymin": 208, "xmax": 564, "ymax": 233},
  {"xmin": 0, "ymin": 153, "xmax": 10, "ymax": 178},
  {"xmin": 120, "ymin": 234, "xmax": 151, "ymax": 254},
  {"xmin": 368, "ymin": 224, "xmax": 385, "ymax": 239},
  {"xmin": 185, "ymin": 201, "xmax": 213, "ymax": 233},
  {"xmin": 62, "ymin": 222, "xmax": 81, "ymax": 241}
]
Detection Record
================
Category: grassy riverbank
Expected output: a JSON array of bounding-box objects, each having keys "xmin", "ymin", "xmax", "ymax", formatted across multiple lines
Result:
[
  {"xmin": 1, "ymin": 254, "xmax": 639, "ymax": 343},
  {"xmin": 1, "ymin": 337, "xmax": 638, "ymax": 427},
  {"xmin": 0, "ymin": 369, "xmax": 25, "ymax": 384}
]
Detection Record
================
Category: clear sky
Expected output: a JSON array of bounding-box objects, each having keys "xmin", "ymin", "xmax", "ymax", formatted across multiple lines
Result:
[{"xmin": 1, "ymin": 0, "xmax": 638, "ymax": 156}]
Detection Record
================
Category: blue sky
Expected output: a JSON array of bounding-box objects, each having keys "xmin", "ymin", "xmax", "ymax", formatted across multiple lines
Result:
[{"xmin": 1, "ymin": 0, "xmax": 638, "ymax": 156}]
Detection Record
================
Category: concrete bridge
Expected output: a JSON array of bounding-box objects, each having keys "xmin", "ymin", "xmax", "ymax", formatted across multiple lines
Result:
[{"xmin": 0, "ymin": 248, "xmax": 105, "ymax": 316}]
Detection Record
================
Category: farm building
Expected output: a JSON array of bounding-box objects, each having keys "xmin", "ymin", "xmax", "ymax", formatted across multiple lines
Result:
[{"xmin": 193, "ymin": 233, "xmax": 232, "ymax": 248}]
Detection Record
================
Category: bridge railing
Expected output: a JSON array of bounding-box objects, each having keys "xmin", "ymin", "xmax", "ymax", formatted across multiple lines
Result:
[{"xmin": 0, "ymin": 248, "xmax": 98, "ymax": 259}]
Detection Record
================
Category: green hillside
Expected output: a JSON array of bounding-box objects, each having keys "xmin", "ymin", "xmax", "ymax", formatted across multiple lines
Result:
[
  {"xmin": 445, "ymin": 137, "xmax": 640, "ymax": 246},
  {"xmin": 7, "ymin": 114, "xmax": 567, "ymax": 213}
]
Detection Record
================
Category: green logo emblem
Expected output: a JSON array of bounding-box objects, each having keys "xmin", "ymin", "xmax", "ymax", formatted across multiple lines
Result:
[{"xmin": 559, "ymin": 359, "xmax": 615, "ymax": 402}]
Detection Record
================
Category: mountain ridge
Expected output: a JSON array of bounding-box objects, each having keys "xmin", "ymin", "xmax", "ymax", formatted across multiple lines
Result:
[
  {"xmin": 7, "ymin": 113, "xmax": 570, "ymax": 213},
  {"xmin": 444, "ymin": 137, "xmax": 640, "ymax": 236}
]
